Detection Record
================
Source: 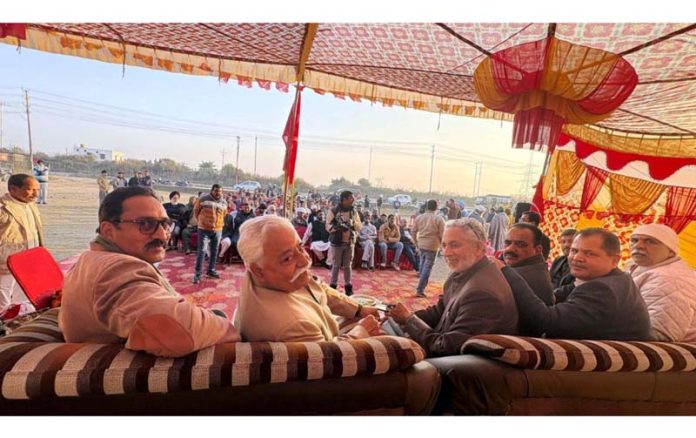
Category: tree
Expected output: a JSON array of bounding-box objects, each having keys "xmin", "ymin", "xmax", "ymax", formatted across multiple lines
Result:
[
  {"xmin": 329, "ymin": 177, "xmax": 353, "ymax": 190},
  {"xmin": 357, "ymin": 178, "xmax": 371, "ymax": 188}
]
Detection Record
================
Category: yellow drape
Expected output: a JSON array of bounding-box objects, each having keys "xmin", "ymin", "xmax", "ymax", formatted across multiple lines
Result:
[
  {"xmin": 555, "ymin": 151, "xmax": 586, "ymax": 196},
  {"xmin": 608, "ymin": 174, "xmax": 666, "ymax": 214}
]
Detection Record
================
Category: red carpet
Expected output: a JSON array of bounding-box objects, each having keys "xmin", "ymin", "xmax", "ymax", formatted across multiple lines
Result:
[{"xmin": 59, "ymin": 252, "xmax": 443, "ymax": 315}]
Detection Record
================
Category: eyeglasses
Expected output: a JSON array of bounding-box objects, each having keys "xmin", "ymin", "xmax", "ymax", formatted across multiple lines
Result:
[{"xmin": 112, "ymin": 218, "xmax": 173, "ymax": 234}]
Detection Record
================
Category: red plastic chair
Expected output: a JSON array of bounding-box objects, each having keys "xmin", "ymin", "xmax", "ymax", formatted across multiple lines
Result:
[{"xmin": 6, "ymin": 247, "xmax": 64, "ymax": 311}]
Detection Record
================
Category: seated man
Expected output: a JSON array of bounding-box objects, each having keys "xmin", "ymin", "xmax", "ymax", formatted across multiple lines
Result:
[
  {"xmin": 378, "ymin": 214, "xmax": 404, "ymax": 270},
  {"xmin": 520, "ymin": 210, "xmax": 551, "ymax": 260},
  {"xmin": 502, "ymin": 223, "xmax": 554, "ymax": 305},
  {"xmin": 626, "ymin": 224, "xmax": 696, "ymax": 342},
  {"xmin": 357, "ymin": 213, "xmax": 377, "ymax": 270},
  {"xmin": 504, "ymin": 228, "xmax": 653, "ymax": 340},
  {"xmin": 291, "ymin": 208, "xmax": 309, "ymax": 227},
  {"xmin": 219, "ymin": 201, "xmax": 254, "ymax": 259},
  {"xmin": 399, "ymin": 217, "xmax": 420, "ymax": 272},
  {"xmin": 387, "ymin": 218, "xmax": 518, "ymax": 357},
  {"xmin": 300, "ymin": 210, "xmax": 332, "ymax": 268},
  {"xmin": 234, "ymin": 215, "xmax": 381, "ymax": 342},
  {"xmin": 550, "ymin": 228, "xmax": 577, "ymax": 289},
  {"xmin": 59, "ymin": 187, "xmax": 240, "ymax": 357}
]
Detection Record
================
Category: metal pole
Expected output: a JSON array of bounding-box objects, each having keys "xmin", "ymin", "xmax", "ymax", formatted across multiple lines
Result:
[
  {"xmin": 24, "ymin": 90, "xmax": 34, "ymax": 169},
  {"xmin": 220, "ymin": 146, "xmax": 226, "ymax": 174},
  {"xmin": 428, "ymin": 144, "xmax": 435, "ymax": 193},
  {"xmin": 368, "ymin": 145, "xmax": 373, "ymax": 182},
  {"xmin": 235, "ymin": 136, "xmax": 240, "ymax": 185},
  {"xmin": 254, "ymin": 136, "xmax": 258, "ymax": 176}
]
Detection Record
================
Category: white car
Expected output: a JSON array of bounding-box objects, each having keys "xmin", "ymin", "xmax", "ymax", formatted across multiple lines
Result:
[
  {"xmin": 234, "ymin": 181, "xmax": 261, "ymax": 192},
  {"xmin": 387, "ymin": 194, "xmax": 412, "ymax": 208}
]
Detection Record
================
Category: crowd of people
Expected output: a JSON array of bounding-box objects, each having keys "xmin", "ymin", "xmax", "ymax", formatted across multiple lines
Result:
[{"xmin": 2, "ymin": 176, "xmax": 696, "ymax": 363}]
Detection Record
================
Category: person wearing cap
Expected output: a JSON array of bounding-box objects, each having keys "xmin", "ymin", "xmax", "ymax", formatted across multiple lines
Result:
[
  {"xmin": 467, "ymin": 205, "xmax": 485, "ymax": 225},
  {"xmin": 626, "ymin": 224, "xmax": 696, "ymax": 342},
  {"xmin": 111, "ymin": 170, "xmax": 128, "ymax": 190}
]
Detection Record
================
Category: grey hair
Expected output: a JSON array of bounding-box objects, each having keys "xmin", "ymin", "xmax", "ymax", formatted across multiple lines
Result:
[
  {"xmin": 445, "ymin": 218, "xmax": 487, "ymax": 243},
  {"xmin": 238, "ymin": 215, "xmax": 296, "ymax": 268}
]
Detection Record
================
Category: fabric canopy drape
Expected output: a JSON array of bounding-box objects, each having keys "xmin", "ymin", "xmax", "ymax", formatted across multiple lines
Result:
[
  {"xmin": 608, "ymin": 174, "xmax": 666, "ymax": 215},
  {"xmin": 580, "ymin": 166, "xmax": 609, "ymax": 211},
  {"xmin": 664, "ymin": 186, "xmax": 696, "ymax": 234},
  {"xmin": 555, "ymin": 150, "xmax": 585, "ymax": 196}
]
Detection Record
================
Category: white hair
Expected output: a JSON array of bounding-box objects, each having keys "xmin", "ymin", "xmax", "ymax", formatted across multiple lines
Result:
[
  {"xmin": 238, "ymin": 215, "xmax": 297, "ymax": 268},
  {"xmin": 445, "ymin": 218, "xmax": 486, "ymax": 243}
]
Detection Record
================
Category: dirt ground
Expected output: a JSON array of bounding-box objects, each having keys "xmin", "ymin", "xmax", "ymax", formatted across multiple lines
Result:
[{"xmin": 1, "ymin": 175, "xmax": 452, "ymax": 282}]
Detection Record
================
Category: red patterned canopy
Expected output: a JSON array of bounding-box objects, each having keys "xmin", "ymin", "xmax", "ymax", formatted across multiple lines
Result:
[{"xmin": 1, "ymin": 22, "xmax": 694, "ymax": 146}]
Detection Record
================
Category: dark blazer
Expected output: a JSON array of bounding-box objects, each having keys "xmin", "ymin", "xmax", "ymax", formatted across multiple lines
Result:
[
  {"xmin": 506, "ymin": 267, "xmax": 653, "ymax": 341},
  {"xmin": 511, "ymin": 254, "xmax": 554, "ymax": 305},
  {"xmin": 549, "ymin": 255, "xmax": 571, "ymax": 289},
  {"xmin": 540, "ymin": 232, "xmax": 551, "ymax": 260},
  {"xmin": 404, "ymin": 257, "xmax": 518, "ymax": 357}
]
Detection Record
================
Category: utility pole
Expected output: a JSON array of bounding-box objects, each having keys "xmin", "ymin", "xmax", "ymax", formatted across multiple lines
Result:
[
  {"xmin": 254, "ymin": 136, "xmax": 258, "ymax": 176},
  {"xmin": 235, "ymin": 136, "xmax": 241, "ymax": 185},
  {"xmin": 220, "ymin": 146, "xmax": 226, "ymax": 174},
  {"xmin": 428, "ymin": 144, "xmax": 435, "ymax": 194},
  {"xmin": 23, "ymin": 90, "xmax": 34, "ymax": 168},
  {"xmin": 524, "ymin": 150, "xmax": 534, "ymax": 199},
  {"xmin": 473, "ymin": 162, "xmax": 483, "ymax": 197},
  {"xmin": 368, "ymin": 145, "xmax": 373, "ymax": 182}
]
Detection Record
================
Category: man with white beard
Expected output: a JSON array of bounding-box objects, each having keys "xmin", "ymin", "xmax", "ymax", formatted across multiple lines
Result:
[{"xmin": 233, "ymin": 215, "xmax": 381, "ymax": 342}]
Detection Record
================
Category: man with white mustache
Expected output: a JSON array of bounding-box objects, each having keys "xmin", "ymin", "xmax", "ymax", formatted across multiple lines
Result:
[
  {"xmin": 234, "ymin": 215, "xmax": 381, "ymax": 342},
  {"xmin": 625, "ymin": 224, "xmax": 696, "ymax": 342}
]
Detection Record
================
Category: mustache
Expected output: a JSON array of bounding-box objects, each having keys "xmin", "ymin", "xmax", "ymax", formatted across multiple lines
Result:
[
  {"xmin": 145, "ymin": 239, "xmax": 167, "ymax": 250},
  {"xmin": 290, "ymin": 260, "xmax": 312, "ymax": 282},
  {"xmin": 503, "ymin": 251, "xmax": 517, "ymax": 258},
  {"xmin": 632, "ymin": 250, "xmax": 647, "ymax": 256}
]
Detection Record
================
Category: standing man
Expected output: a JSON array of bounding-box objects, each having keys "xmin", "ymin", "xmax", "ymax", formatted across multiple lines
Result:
[
  {"xmin": 128, "ymin": 171, "xmax": 142, "ymax": 187},
  {"xmin": 0, "ymin": 174, "xmax": 43, "ymax": 317},
  {"xmin": 140, "ymin": 170, "xmax": 154, "ymax": 189},
  {"xmin": 488, "ymin": 207, "xmax": 509, "ymax": 252},
  {"xmin": 550, "ymin": 229, "xmax": 577, "ymax": 288},
  {"xmin": 446, "ymin": 198, "xmax": 462, "ymax": 220},
  {"xmin": 32, "ymin": 159, "xmax": 49, "ymax": 205},
  {"xmin": 326, "ymin": 190, "xmax": 362, "ymax": 296},
  {"xmin": 97, "ymin": 170, "xmax": 111, "ymax": 204},
  {"xmin": 399, "ymin": 217, "xmax": 420, "ymax": 273},
  {"xmin": 412, "ymin": 199, "xmax": 445, "ymax": 298},
  {"xmin": 111, "ymin": 170, "xmax": 128, "ymax": 190},
  {"xmin": 193, "ymin": 184, "xmax": 227, "ymax": 284}
]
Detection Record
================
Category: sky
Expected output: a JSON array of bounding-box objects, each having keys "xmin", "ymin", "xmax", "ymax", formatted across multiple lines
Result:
[{"xmin": 0, "ymin": 1, "xmax": 679, "ymax": 197}]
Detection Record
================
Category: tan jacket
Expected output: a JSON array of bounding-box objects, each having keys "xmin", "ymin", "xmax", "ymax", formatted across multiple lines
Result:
[
  {"xmin": 0, "ymin": 193, "xmax": 44, "ymax": 275},
  {"xmin": 412, "ymin": 211, "xmax": 445, "ymax": 252},
  {"xmin": 59, "ymin": 241, "xmax": 239, "ymax": 357},
  {"xmin": 378, "ymin": 223, "xmax": 400, "ymax": 243},
  {"xmin": 234, "ymin": 273, "xmax": 359, "ymax": 342},
  {"xmin": 97, "ymin": 175, "xmax": 111, "ymax": 193}
]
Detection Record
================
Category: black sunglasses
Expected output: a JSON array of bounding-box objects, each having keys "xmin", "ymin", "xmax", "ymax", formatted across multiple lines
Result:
[{"xmin": 112, "ymin": 218, "xmax": 173, "ymax": 234}]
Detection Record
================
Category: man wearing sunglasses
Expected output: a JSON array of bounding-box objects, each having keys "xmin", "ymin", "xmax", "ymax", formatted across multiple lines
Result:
[{"xmin": 59, "ymin": 186, "xmax": 240, "ymax": 357}]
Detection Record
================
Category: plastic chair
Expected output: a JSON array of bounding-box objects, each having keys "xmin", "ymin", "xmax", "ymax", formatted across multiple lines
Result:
[{"xmin": 6, "ymin": 247, "xmax": 64, "ymax": 311}]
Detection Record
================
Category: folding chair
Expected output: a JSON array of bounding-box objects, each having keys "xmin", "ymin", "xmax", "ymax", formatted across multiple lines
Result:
[{"xmin": 6, "ymin": 247, "xmax": 64, "ymax": 313}]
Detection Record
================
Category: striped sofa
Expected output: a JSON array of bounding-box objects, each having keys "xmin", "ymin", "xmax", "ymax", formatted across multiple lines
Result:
[
  {"xmin": 427, "ymin": 334, "xmax": 696, "ymax": 415},
  {"xmin": 0, "ymin": 309, "xmax": 441, "ymax": 415}
]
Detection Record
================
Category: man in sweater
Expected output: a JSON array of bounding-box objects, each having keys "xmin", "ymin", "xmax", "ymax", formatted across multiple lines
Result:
[
  {"xmin": 626, "ymin": 224, "xmax": 696, "ymax": 342},
  {"xmin": 387, "ymin": 218, "xmax": 518, "ymax": 357},
  {"xmin": 412, "ymin": 199, "xmax": 445, "ymax": 298},
  {"xmin": 378, "ymin": 214, "xmax": 404, "ymax": 271},
  {"xmin": 505, "ymin": 228, "xmax": 653, "ymax": 340},
  {"xmin": 59, "ymin": 187, "xmax": 239, "ymax": 357},
  {"xmin": 234, "ymin": 215, "xmax": 380, "ymax": 342},
  {"xmin": 97, "ymin": 170, "xmax": 111, "ymax": 204},
  {"xmin": 502, "ymin": 223, "xmax": 554, "ymax": 305},
  {"xmin": 192, "ymin": 184, "xmax": 228, "ymax": 284}
]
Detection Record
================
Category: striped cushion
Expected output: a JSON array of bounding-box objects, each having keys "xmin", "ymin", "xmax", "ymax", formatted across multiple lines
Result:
[
  {"xmin": 0, "ymin": 310, "xmax": 425, "ymax": 400},
  {"xmin": 0, "ymin": 309, "xmax": 64, "ymax": 343},
  {"xmin": 462, "ymin": 335, "xmax": 696, "ymax": 372}
]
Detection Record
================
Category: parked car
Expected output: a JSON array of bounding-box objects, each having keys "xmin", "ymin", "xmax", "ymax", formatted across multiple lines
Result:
[
  {"xmin": 387, "ymin": 194, "xmax": 412, "ymax": 208},
  {"xmin": 175, "ymin": 180, "xmax": 190, "ymax": 187},
  {"xmin": 234, "ymin": 181, "xmax": 261, "ymax": 192}
]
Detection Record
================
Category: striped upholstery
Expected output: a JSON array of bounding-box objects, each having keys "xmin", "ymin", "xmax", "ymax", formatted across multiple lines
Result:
[
  {"xmin": 462, "ymin": 335, "xmax": 696, "ymax": 372},
  {"xmin": 0, "ymin": 310, "xmax": 425, "ymax": 400}
]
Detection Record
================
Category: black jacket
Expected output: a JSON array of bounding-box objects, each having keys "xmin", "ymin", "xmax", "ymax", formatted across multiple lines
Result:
[{"xmin": 510, "ymin": 254, "xmax": 554, "ymax": 305}]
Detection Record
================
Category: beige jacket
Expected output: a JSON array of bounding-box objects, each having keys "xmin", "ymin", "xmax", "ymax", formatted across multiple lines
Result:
[
  {"xmin": 59, "ymin": 241, "xmax": 239, "ymax": 357},
  {"xmin": 97, "ymin": 176, "xmax": 111, "ymax": 193},
  {"xmin": 378, "ymin": 223, "xmax": 401, "ymax": 243},
  {"xmin": 0, "ymin": 193, "xmax": 44, "ymax": 275},
  {"xmin": 234, "ymin": 272, "xmax": 359, "ymax": 342},
  {"xmin": 412, "ymin": 211, "xmax": 445, "ymax": 252}
]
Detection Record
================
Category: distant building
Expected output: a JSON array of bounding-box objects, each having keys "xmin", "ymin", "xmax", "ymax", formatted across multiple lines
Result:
[
  {"xmin": 73, "ymin": 144, "xmax": 124, "ymax": 162},
  {"xmin": 475, "ymin": 194, "xmax": 513, "ymax": 206}
]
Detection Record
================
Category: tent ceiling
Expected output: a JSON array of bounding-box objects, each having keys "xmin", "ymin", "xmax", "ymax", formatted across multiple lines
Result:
[{"xmin": 3, "ymin": 23, "xmax": 695, "ymax": 138}]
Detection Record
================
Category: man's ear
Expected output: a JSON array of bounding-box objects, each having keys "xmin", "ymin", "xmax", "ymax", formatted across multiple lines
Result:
[
  {"xmin": 99, "ymin": 221, "xmax": 116, "ymax": 240},
  {"xmin": 249, "ymin": 262, "xmax": 265, "ymax": 280},
  {"xmin": 610, "ymin": 254, "xmax": 621, "ymax": 268},
  {"xmin": 534, "ymin": 244, "xmax": 543, "ymax": 256}
]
